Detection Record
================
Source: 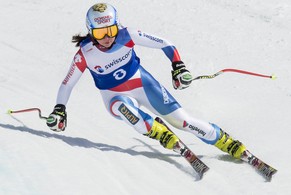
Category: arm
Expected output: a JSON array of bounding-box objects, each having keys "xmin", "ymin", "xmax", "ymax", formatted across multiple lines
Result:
[
  {"xmin": 56, "ymin": 50, "xmax": 86, "ymax": 105},
  {"xmin": 127, "ymin": 28, "xmax": 181, "ymax": 62},
  {"xmin": 128, "ymin": 28, "xmax": 193, "ymax": 90},
  {"xmin": 47, "ymin": 49, "xmax": 87, "ymax": 131}
]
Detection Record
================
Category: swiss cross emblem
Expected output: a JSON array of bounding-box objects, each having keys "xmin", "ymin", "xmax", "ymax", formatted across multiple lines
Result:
[{"xmin": 74, "ymin": 54, "xmax": 82, "ymax": 63}]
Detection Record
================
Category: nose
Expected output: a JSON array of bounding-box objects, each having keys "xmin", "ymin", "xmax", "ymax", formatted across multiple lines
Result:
[{"xmin": 103, "ymin": 35, "xmax": 111, "ymax": 40}]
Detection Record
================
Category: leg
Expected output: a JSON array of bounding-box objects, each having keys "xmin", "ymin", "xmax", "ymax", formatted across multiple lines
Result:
[
  {"xmin": 109, "ymin": 95, "xmax": 179, "ymax": 149},
  {"xmin": 109, "ymin": 95, "xmax": 152, "ymax": 134},
  {"xmin": 163, "ymin": 108, "xmax": 246, "ymax": 159},
  {"xmin": 133, "ymin": 67, "xmax": 246, "ymax": 157}
]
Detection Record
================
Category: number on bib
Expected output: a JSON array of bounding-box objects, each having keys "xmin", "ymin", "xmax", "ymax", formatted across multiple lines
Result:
[{"xmin": 113, "ymin": 69, "xmax": 126, "ymax": 80}]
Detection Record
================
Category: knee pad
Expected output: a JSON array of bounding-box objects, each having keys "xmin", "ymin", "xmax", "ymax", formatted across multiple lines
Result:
[
  {"xmin": 199, "ymin": 123, "xmax": 221, "ymax": 145},
  {"xmin": 109, "ymin": 95, "xmax": 153, "ymax": 134},
  {"xmin": 109, "ymin": 95, "xmax": 139, "ymax": 119}
]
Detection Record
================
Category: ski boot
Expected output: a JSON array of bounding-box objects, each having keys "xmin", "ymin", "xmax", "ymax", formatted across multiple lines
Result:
[
  {"xmin": 145, "ymin": 120, "xmax": 179, "ymax": 149},
  {"xmin": 214, "ymin": 129, "xmax": 246, "ymax": 159}
]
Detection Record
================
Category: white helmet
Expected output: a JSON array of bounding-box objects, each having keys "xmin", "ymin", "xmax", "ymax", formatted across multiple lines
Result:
[{"xmin": 86, "ymin": 3, "xmax": 119, "ymax": 35}]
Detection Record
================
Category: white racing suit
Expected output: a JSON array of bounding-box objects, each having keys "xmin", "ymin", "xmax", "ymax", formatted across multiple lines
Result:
[{"xmin": 56, "ymin": 27, "xmax": 220, "ymax": 145}]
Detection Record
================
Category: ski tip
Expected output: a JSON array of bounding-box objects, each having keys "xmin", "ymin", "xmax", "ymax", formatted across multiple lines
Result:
[
  {"xmin": 266, "ymin": 169, "xmax": 278, "ymax": 182},
  {"xmin": 195, "ymin": 166, "xmax": 210, "ymax": 180}
]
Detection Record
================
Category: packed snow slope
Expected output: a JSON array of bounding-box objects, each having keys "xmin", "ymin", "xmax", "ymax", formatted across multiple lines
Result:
[{"xmin": 1, "ymin": 0, "xmax": 291, "ymax": 194}]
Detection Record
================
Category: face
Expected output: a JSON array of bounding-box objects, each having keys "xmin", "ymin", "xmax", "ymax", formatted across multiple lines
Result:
[
  {"xmin": 96, "ymin": 36, "xmax": 116, "ymax": 48},
  {"xmin": 91, "ymin": 24, "xmax": 118, "ymax": 48}
]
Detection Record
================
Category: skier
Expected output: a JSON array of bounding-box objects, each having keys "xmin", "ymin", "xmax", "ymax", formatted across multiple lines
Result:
[{"xmin": 47, "ymin": 3, "xmax": 247, "ymax": 160}]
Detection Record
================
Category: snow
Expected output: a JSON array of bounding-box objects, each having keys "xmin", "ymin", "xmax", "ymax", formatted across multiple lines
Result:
[{"xmin": 1, "ymin": 0, "xmax": 291, "ymax": 194}]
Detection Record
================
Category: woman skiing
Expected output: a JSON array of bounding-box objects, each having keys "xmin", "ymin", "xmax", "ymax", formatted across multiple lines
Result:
[{"xmin": 47, "ymin": 3, "xmax": 247, "ymax": 160}]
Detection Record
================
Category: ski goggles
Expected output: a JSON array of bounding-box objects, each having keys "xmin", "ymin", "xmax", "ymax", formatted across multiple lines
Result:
[{"xmin": 91, "ymin": 25, "xmax": 119, "ymax": 40}]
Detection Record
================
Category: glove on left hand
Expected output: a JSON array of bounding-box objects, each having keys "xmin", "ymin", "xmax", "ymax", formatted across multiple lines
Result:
[{"xmin": 171, "ymin": 61, "xmax": 193, "ymax": 90}]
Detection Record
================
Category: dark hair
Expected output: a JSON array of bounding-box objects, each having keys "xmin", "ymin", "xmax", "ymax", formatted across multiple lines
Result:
[{"xmin": 72, "ymin": 33, "xmax": 91, "ymax": 47}]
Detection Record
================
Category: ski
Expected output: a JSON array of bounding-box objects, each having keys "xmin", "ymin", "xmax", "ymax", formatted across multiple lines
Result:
[
  {"xmin": 155, "ymin": 117, "xmax": 209, "ymax": 179},
  {"xmin": 154, "ymin": 117, "xmax": 277, "ymax": 180},
  {"xmin": 173, "ymin": 139, "xmax": 210, "ymax": 179},
  {"xmin": 241, "ymin": 150, "xmax": 277, "ymax": 181}
]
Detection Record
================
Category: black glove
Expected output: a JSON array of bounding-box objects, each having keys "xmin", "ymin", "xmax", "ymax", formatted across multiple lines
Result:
[
  {"xmin": 46, "ymin": 104, "xmax": 67, "ymax": 132},
  {"xmin": 171, "ymin": 61, "xmax": 193, "ymax": 90}
]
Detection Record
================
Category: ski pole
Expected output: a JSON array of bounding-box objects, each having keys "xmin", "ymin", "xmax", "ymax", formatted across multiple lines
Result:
[
  {"xmin": 192, "ymin": 68, "xmax": 277, "ymax": 81},
  {"xmin": 7, "ymin": 108, "xmax": 48, "ymax": 120}
]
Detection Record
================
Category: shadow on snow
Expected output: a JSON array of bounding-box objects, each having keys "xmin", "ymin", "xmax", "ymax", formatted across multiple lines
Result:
[{"xmin": 0, "ymin": 120, "xmax": 201, "ymax": 180}]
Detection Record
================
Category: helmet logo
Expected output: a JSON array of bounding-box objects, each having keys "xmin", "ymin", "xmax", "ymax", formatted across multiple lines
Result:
[
  {"xmin": 93, "ymin": 3, "xmax": 107, "ymax": 12},
  {"xmin": 94, "ymin": 15, "xmax": 112, "ymax": 24}
]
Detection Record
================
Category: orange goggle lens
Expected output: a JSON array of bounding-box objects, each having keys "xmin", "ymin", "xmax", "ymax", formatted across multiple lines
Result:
[{"xmin": 92, "ymin": 25, "xmax": 118, "ymax": 40}]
